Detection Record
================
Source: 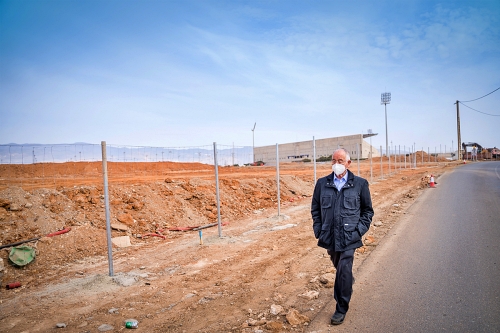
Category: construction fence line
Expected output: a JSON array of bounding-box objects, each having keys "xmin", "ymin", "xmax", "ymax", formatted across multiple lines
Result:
[
  {"xmin": 0, "ymin": 143, "xmax": 253, "ymax": 165},
  {"xmin": 0, "ymin": 140, "xmax": 482, "ymax": 192},
  {"xmin": 2, "ymin": 139, "xmax": 490, "ymax": 192},
  {"xmin": 0, "ymin": 140, "xmax": 484, "ymax": 276}
]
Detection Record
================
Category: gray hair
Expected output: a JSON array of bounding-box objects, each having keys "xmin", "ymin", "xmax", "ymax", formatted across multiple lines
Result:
[{"xmin": 333, "ymin": 148, "xmax": 351, "ymax": 161}]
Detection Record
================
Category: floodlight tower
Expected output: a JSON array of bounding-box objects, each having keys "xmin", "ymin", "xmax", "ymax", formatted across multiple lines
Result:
[
  {"xmin": 381, "ymin": 92, "xmax": 391, "ymax": 161},
  {"xmin": 251, "ymin": 122, "xmax": 256, "ymax": 163}
]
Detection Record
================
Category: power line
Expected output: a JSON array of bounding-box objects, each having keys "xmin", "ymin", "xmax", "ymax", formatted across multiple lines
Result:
[
  {"xmin": 459, "ymin": 101, "xmax": 500, "ymax": 117},
  {"xmin": 461, "ymin": 86, "xmax": 500, "ymax": 103}
]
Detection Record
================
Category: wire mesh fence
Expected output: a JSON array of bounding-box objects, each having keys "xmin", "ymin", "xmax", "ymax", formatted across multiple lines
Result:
[
  {"xmin": 0, "ymin": 142, "xmax": 255, "ymax": 275},
  {"xmin": 0, "ymin": 143, "xmax": 253, "ymax": 190},
  {"xmin": 0, "ymin": 141, "xmax": 476, "ymax": 192},
  {"xmin": 0, "ymin": 143, "xmax": 253, "ymax": 165},
  {"xmin": 0, "ymin": 140, "xmax": 468, "ymax": 277}
]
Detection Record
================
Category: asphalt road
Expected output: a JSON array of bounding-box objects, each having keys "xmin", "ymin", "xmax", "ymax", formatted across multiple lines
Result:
[{"xmin": 307, "ymin": 161, "xmax": 500, "ymax": 332}]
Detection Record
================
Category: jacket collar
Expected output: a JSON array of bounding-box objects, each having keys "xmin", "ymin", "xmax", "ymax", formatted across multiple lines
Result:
[{"xmin": 326, "ymin": 170, "xmax": 355, "ymax": 188}]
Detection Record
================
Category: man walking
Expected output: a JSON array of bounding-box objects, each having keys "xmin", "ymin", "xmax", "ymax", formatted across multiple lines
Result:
[{"xmin": 311, "ymin": 148, "xmax": 374, "ymax": 325}]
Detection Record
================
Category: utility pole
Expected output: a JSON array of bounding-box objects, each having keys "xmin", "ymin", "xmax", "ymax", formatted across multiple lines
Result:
[
  {"xmin": 455, "ymin": 101, "xmax": 462, "ymax": 161},
  {"xmin": 252, "ymin": 122, "xmax": 256, "ymax": 163}
]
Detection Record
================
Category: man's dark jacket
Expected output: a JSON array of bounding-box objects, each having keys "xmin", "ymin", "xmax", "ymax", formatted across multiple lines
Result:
[{"xmin": 311, "ymin": 170, "xmax": 374, "ymax": 252}]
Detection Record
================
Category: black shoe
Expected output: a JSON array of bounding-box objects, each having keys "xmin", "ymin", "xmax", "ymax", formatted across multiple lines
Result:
[{"xmin": 330, "ymin": 312, "xmax": 345, "ymax": 325}]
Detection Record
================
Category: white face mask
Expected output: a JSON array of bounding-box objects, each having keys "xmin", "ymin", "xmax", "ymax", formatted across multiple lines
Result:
[{"xmin": 332, "ymin": 163, "xmax": 346, "ymax": 176}]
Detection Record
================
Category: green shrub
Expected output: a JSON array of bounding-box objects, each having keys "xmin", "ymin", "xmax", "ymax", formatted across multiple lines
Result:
[{"xmin": 316, "ymin": 155, "xmax": 331, "ymax": 162}]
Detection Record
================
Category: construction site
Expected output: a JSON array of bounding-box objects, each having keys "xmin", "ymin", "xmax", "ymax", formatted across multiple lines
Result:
[
  {"xmin": 461, "ymin": 142, "xmax": 500, "ymax": 160},
  {"xmin": 0, "ymin": 153, "xmax": 463, "ymax": 332}
]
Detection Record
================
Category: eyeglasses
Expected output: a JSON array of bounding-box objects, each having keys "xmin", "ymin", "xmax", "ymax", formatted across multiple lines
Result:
[{"xmin": 331, "ymin": 159, "xmax": 345, "ymax": 164}]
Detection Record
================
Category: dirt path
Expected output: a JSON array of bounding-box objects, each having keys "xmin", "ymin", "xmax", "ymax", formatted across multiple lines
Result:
[{"xmin": 0, "ymin": 160, "xmax": 459, "ymax": 332}]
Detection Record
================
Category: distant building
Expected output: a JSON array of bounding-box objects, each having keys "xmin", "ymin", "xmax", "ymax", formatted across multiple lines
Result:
[
  {"xmin": 485, "ymin": 147, "xmax": 500, "ymax": 159},
  {"xmin": 254, "ymin": 134, "xmax": 380, "ymax": 165}
]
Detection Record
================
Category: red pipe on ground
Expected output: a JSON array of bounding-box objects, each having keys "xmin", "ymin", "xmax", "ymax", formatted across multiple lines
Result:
[
  {"xmin": 6, "ymin": 282, "xmax": 21, "ymax": 289},
  {"xmin": 46, "ymin": 228, "xmax": 71, "ymax": 237},
  {"xmin": 0, "ymin": 228, "xmax": 72, "ymax": 250}
]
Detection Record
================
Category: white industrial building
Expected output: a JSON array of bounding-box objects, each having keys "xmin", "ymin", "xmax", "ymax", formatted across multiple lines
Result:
[{"xmin": 254, "ymin": 134, "xmax": 380, "ymax": 165}]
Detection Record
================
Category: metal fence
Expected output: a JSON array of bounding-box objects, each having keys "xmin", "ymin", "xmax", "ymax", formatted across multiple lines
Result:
[
  {"xmin": 0, "ymin": 143, "xmax": 253, "ymax": 189},
  {"xmin": 0, "ymin": 143, "xmax": 253, "ymax": 165},
  {"xmin": 0, "ymin": 140, "xmax": 471, "ymax": 192},
  {"xmin": 0, "ymin": 140, "xmax": 469, "ymax": 277}
]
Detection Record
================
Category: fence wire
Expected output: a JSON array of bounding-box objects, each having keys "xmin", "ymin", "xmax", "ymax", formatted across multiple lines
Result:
[
  {"xmin": 0, "ymin": 143, "xmax": 253, "ymax": 189},
  {"xmin": 0, "ymin": 143, "xmax": 253, "ymax": 165},
  {"xmin": 0, "ymin": 140, "xmax": 471, "ymax": 277}
]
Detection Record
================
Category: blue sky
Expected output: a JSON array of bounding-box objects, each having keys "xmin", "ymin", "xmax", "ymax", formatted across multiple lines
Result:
[{"xmin": 1, "ymin": 0, "xmax": 499, "ymax": 152}]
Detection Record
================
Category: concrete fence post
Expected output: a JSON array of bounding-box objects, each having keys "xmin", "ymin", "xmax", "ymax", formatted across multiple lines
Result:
[
  {"xmin": 313, "ymin": 136, "xmax": 317, "ymax": 184},
  {"xmin": 380, "ymin": 145, "xmax": 384, "ymax": 180},
  {"xmin": 276, "ymin": 143, "xmax": 280, "ymax": 217},
  {"xmin": 101, "ymin": 141, "xmax": 114, "ymax": 277},
  {"xmin": 213, "ymin": 142, "xmax": 222, "ymax": 237},
  {"xmin": 357, "ymin": 143, "xmax": 360, "ymax": 176}
]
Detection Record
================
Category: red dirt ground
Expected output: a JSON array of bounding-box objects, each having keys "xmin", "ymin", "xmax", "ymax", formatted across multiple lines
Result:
[{"xmin": 0, "ymin": 156, "xmax": 459, "ymax": 332}]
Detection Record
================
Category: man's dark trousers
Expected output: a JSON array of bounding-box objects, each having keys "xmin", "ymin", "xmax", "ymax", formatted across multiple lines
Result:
[{"xmin": 327, "ymin": 248, "xmax": 355, "ymax": 314}]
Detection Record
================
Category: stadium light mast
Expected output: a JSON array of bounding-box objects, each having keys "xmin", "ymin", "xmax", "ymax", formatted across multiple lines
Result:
[
  {"xmin": 381, "ymin": 92, "xmax": 391, "ymax": 161},
  {"xmin": 252, "ymin": 122, "xmax": 256, "ymax": 163}
]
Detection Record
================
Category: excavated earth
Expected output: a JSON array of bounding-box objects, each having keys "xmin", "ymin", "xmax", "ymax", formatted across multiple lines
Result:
[{"xmin": 0, "ymin": 158, "xmax": 459, "ymax": 332}]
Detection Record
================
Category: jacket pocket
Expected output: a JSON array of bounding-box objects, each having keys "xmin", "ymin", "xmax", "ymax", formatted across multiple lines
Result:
[
  {"xmin": 321, "ymin": 195, "xmax": 332, "ymax": 208},
  {"xmin": 320, "ymin": 195, "xmax": 332, "ymax": 229},
  {"xmin": 343, "ymin": 194, "xmax": 358, "ymax": 210},
  {"xmin": 318, "ymin": 195, "xmax": 333, "ymax": 245},
  {"xmin": 342, "ymin": 218, "xmax": 361, "ymax": 247}
]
